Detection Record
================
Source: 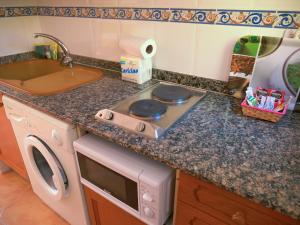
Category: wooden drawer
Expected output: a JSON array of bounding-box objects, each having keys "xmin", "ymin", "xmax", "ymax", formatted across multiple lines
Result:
[
  {"xmin": 178, "ymin": 172, "xmax": 299, "ymax": 225},
  {"xmin": 175, "ymin": 200, "xmax": 227, "ymax": 225}
]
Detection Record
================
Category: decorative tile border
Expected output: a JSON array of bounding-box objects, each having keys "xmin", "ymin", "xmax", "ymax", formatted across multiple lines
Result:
[
  {"xmin": 0, "ymin": 6, "xmax": 299, "ymax": 29},
  {"xmin": 275, "ymin": 11, "xmax": 300, "ymax": 29},
  {"xmin": 1, "ymin": 7, "xmax": 37, "ymax": 17},
  {"xmin": 216, "ymin": 10, "xmax": 277, "ymax": 27},
  {"xmin": 170, "ymin": 8, "xmax": 217, "ymax": 24}
]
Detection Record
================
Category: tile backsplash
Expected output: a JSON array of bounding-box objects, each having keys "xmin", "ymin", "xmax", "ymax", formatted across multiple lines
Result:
[{"xmin": 0, "ymin": 0, "xmax": 299, "ymax": 81}]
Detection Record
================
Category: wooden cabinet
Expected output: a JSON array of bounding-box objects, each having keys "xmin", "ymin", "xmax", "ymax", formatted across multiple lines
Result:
[
  {"xmin": 83, "ymin": 186, "xmax": 146, "ymax": 225},
  {"xmin": 175, "ymin": 172, "xmax": 300, "ymax": 225},
  {"xmin": 0, "ymin": 94, "xmax": 27, "ymax": 179},
  {"xmin": 176, "ymin": 201, "xmax": 227, "ymax": 225}
]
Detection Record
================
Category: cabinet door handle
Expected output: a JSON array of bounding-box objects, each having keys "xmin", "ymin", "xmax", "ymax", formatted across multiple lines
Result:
[{"xmin": 232, "ymin": 211, "xmax": 246, "ymax": 225}]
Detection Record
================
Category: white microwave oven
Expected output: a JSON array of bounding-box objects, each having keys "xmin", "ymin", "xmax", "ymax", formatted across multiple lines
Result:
[{"xmin": 74, "ymin": 134, "xmax": 175, "ymax": 225}]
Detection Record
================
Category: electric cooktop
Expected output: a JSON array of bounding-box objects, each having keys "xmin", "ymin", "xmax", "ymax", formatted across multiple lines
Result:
[{"xmin": 95, "ymin": 82, "xmax": 206, "ymax": 138}]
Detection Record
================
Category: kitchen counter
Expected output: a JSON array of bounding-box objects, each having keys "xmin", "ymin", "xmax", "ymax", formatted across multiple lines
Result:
[{"xmin": 0, "ymin": 68, "xmax": 299, "ymax": 220}]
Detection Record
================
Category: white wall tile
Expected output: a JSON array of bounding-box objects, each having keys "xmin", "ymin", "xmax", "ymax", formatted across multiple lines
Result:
[
  {"xmin": 23, "ymin": 16, "xmax": 42, "ymax": 50},
  {"xmin": 153, "ymin": 22, "xmax": 196, "ymax": 75},
  {"xmin": 0, "ymin": 18, "xmax": 29, "ymax": 56},
  {"xmin": 90, "ymin": 19, "xmax": 121, "ymax": 61},
  {"xmin": 89, "ymin": 0, "xmax": 118, "ymax": 7},
  {"xmin": 153, "ymin": 0, "xmax": 197, "ymax": 8},
  {"xmin": 0, "ymin": 0, "xmax": 37, "ymax": 7},
  {"xmin": 120, "ymin": 20, "xmax": 155, "ymax": 38},
  {"xmin": 193, "ymin": 25, "xmax": 250, "ymax": 81},
  {"xmin": 118, "ymin": 0, "xmax": 153, "ymax": 7},
  {"xmin": 198, "ymin": 0, "xmax": 254, "ymax": 10},
  {"xmin": 0, "ymin": 16, "xmax": 41, "ymax": 56},
  {"xmin": 249, "ymin": 27, "xmax": 284, "ymax": 38},
  {"xmin": 39, "ymin": 16, "xmax": 93, "ymax": 57},
  {"xmin": 253, "ymin": 0, "xmax": 300, "ymax": 11},
  {"xmin": 36, "ymin": 0, "xmax": 89, "ymax": 7}
]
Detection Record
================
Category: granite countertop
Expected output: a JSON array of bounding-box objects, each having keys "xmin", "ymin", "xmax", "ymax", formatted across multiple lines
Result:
[{"xmin": 0, "ymin": 69, "xmax": 299, "ymax": 220}]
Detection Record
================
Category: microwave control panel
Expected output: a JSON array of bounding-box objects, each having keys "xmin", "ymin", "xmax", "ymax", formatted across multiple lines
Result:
[{"xmin": 140, "ymin": 182, "xmax": 160, "ymax": 224}]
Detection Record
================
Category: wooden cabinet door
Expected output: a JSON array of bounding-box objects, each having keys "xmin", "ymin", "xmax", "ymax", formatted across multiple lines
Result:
[
  {"xmin": 175, "ymin": 201, "xmax": 227, "ymax": 225},
  {"xmin": 83, "ymin": 186, "xmax": 146, "ymax": 225},
  {"xmin": 175, "ymin": 172, "xmax": 300, "ymax": 225},
  {"xmin": 0, "ymin": 94, "xmax": 27, "ymax": 179}
]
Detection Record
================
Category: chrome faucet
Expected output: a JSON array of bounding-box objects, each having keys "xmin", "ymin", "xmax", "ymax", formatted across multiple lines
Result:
[{"xmin": 33, "ymin": 33, "xmax": 73, "ymax": 68}]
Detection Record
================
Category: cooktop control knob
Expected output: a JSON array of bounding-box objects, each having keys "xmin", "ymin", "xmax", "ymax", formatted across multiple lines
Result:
[
  {"xmin": 142, "ymin": 192, "xmax": 153, "ymax": 202},
  {"xmin": 136, "ymin": 122, "xmax": 146, "ymax": 132},
  {"xmin": 104, "ymin": 111, "xmax": 113, "ymax": 120},
  {"xmin": 144, "ymin": 207, "xmax": 154, "ymax": 218}
]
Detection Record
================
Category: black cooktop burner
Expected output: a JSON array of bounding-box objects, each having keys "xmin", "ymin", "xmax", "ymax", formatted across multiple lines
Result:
[
  {"xmin": 129, "ymin": 99, "xmax": 167, "ymax": 120},
  {"xmin": 152, "ymin": 84, "xmax": 192, "ymax": 104}
]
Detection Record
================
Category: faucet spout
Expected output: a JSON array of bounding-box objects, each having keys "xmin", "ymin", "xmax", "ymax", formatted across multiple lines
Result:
[{"xmin": 34, "ymin": 33, "xmax": 73, "ymax": 68}]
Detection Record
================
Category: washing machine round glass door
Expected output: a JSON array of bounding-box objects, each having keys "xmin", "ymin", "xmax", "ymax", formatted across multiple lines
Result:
[{"xmin": 24, "ymin": 135, "xmax": 68, "ymax": 201}]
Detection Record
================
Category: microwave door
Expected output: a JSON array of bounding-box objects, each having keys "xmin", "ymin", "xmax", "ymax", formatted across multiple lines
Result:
[{"xmin": 77, "ymin": 152, "xmax": 139, "ymax": 211}]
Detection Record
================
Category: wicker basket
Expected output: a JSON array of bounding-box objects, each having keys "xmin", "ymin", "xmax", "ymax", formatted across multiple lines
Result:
[{"xmin": 241, "ymin": 99, "xmax": 288, "ymax": 122}]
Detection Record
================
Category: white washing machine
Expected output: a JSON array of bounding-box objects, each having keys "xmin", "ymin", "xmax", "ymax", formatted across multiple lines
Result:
[{"xmin": 2, "ymin": 96, "xmax": 90, "ymax": 225}]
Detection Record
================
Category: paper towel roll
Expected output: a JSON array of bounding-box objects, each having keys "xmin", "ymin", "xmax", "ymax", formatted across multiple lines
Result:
[{"xmin": 119, "ymin": 36, "xmax": 157, "ymax": 59}]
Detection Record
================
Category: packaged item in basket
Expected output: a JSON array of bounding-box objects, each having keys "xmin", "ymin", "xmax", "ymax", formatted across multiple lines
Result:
[
  {"xmin": 258, "ymin": 95, "xmax": 267, "ymax": 109},
  {"xmin": 274, "ymin": 101, "xmax": 285, "ymax": 112},
  {"xmin": 264, "ymin": 96, "xmax": 275, "ymax": 110}
]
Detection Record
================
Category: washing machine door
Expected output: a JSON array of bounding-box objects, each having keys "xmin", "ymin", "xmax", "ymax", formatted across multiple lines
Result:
[{"xmin": 24, "ymin": 135, "xmax": 68, "ymax": 201}]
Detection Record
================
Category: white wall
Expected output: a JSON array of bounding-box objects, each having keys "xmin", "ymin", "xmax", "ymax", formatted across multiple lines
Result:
[
  {"xmin": 0, "ymin": 0, "xmax": 41, "ymax": 57},
  {"xmin": 1, "ymin": 0, "xmax": 300, "ymax": 81}
]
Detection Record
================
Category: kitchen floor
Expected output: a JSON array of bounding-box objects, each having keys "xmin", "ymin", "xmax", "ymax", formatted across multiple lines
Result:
[{"xmin": 0, "ymin": 171, "xmax": 69, "ymax": 225}]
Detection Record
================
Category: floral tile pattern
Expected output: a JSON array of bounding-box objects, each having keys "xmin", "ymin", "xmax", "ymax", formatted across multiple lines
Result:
[
  {"xmin": 5, "ymin": 7, "xmax": 37, "ymax": 17},
  {"xmin": 54, "ymin": 7, "xmax": 77, "ymax": 17},
  {"xmin": 216, "ymin": 10, "xmax": 277, "ymax": 27},
  {"xmin": 275, "ymin": 11, "xmax": 300, "ymax": 29},
  {"xmin": 170, "ymin": 8, "xmax": 217, "ymax": 24},
  {"xmin": 37, "ymin": 7, "xmax": 54, "ymax": 16},
  {"xmin": 0, "ymin": 6, "xmax": 299, "ymax": 29},
  {"xmin": 100, "ymin": 8, "xmax": 171, "ymax": 21},
  {"xmin": 131, "ymin": 8, "xmax": 171, "ymax": 21}
]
